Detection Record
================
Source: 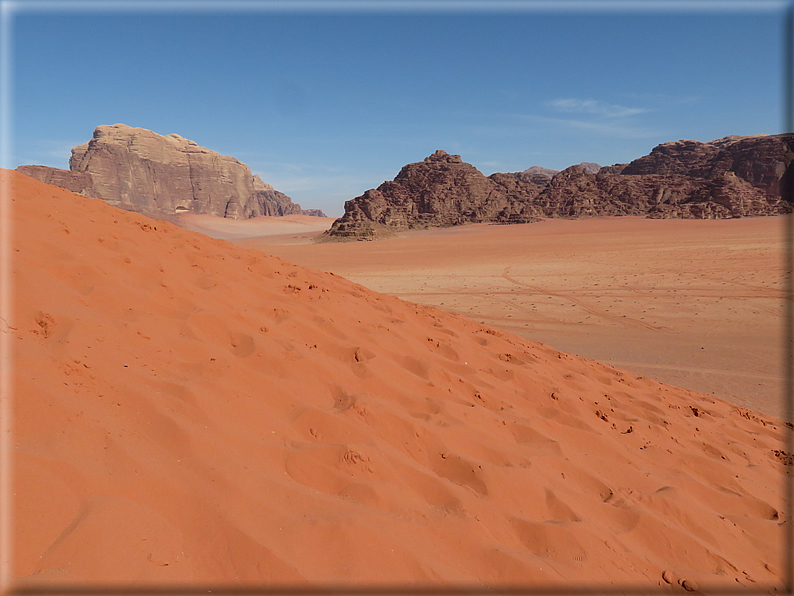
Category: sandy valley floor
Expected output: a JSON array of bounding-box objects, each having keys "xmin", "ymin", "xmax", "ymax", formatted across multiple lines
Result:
[{"xmin": 219, "ymin": 216, "xmax": 787, "ymax": 419}]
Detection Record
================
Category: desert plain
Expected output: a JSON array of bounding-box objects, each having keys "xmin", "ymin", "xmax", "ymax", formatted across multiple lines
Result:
[
  {"xmin": 206, "ymin": 213, "xmax": 785, "ymax": 419},
  {"xmin": 7, "ymin": 170, "xmax": 792, "ymax": 590}
]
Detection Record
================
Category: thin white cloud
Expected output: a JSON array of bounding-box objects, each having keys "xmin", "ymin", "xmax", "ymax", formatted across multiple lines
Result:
[
  {"xmin": 548, "ymin": 98, "xmax": 648, "ymax": 118},
  {"xmin": 496, "ymin": 110, "xmax": 661, "ymax": 139},
  {"xmin": 537, "ymin": 115, "xmax": 663, "ymax": 138}
]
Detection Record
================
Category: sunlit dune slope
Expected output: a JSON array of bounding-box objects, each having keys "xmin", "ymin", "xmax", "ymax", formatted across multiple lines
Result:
[{"xmin": 6, "ymin": 170, "xmax": 790, "ymax": 588}]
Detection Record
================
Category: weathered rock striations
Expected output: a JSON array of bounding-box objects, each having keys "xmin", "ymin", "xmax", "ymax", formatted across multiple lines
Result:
[
  {"xmin": 327, "ymin": 134, "xmax": 794, "ymax": 240},
  {"xmin": 15, "ymin": 165, "xmax": 96, "ymax": 198},
  {"xmin": 18, "ymin": 124, "xmax": 326, "ymax": 220},
  {"xmin": 486, "ymin": 171, "xmax": 546, "ymax": 223},
  {"xmin": 620, "ymin": 134, "xmax": 793, "ymax": 198},
  {"xmin": 533, "ymin": 134, "xmax": 794, "ymax": 220},
  {"xmin": 527, "ymin": 167, "xmax": 777, "ymax": 220},
  {"xmin": 323, "ymin": 150, "xmax": 542, "ymax": 240}
]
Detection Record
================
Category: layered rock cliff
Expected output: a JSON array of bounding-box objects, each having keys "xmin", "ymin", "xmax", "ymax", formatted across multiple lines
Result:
[
  {"xmin": 18, "ymin": 124, "xmax": 326, "ymax": 220},
  {"xmin": 326, "ymin": 134, "xmax": 794, "ymax": 240}
]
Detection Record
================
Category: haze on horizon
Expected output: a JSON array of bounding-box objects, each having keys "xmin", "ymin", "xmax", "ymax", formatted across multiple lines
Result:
[{"xmin": 7, "ymin": 1, "xmax": 786, "ymax": 217}]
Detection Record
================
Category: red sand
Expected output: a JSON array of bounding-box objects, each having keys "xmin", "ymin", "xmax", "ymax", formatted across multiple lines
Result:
[
  {"xmin": 239, "ymin": 217, "xmax": 785, "ymax": 419},
  {"xmin": 6, "ymin": 170, "xmax": 791, "ymax": 589},
  {"xmin": 178, "ymin": 213, "xmax": 333, "ymax": 244}
]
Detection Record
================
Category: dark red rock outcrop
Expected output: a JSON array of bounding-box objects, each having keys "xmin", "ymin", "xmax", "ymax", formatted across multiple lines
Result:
[
  {"xmin": 533, "ymin": 134, "xmax": 793, "ymax": 219},
  {"xmin": 327, "ymin": 134, "xmax": 794, "ymax": 240},
  {"xmin": 323, "ymin": 150, "xmax": 541, "ymax": 240},
  {"xmin": 18, "ymin": 124, "xmax": 326, "ymax": 220},
  {"xmin": 620, "ymin": 134, "xmax": 793, "ymax": 198},
  {"xmin": 597, "ymin": 164, "xmax": 628, "ymax": 175},
  {"xmin": 486, "ymin": 172, "xmax": 546, "ymax": 223},
  {"xmin": 527, "ymin": 166, "xmax": 785, "ymax": 220}
]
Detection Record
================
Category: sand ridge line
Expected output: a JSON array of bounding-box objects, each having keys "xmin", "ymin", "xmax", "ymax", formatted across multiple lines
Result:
[{"xmin": 247, "ymin": 216, "xmax": 783, "ymax": 415}]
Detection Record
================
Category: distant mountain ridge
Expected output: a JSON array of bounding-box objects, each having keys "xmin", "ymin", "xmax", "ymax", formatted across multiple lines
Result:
[
  {"xmin": 17, "ymin": 124, "xmax": 326, "ymax": 220},
  {"xmin": 325, "ymin": 134, "xmax": 794, "ymax": 241}
]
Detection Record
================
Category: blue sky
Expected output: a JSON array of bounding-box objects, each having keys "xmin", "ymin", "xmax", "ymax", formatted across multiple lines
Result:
[{"xmin": 5, "ymin": 1, "xmax": 788, "ymax": 217}]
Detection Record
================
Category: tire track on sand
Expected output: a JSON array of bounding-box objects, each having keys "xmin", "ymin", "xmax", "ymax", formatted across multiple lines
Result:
[{"xmin": 501, "ymin": 266, "xmax": 661, "ymax": 331}]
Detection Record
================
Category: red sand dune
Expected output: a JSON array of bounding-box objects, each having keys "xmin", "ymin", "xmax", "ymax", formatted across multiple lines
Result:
[{"xmin": 6, "ymin": 170, "xmax": 791, "ymax": 590}]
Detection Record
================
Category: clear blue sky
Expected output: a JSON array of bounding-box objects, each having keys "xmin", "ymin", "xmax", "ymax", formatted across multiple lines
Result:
[{"xmin": 6, "ymin": 1, "xmax": 788, "ymax": 217}]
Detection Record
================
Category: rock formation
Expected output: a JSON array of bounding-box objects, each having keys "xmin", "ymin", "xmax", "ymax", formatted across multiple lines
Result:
[
  {"xmin": 619, "ymin": 134, "xmax": 791, "ymax": 198},
  {"xmin": 517, "ymin": 165, "xmax": 559, "ymax": 185},
  {"xmin": 524, "ymin": 167, "xmax": 783, "ymax": 220},
  {"xmin": 17, "ymin": 124, "xmax": 326, "ymax": 220},
  {"xmin": 326, "ymin": 134, "xmax": 794, "ymax": 240},
  {"xmin": 15, "ymin": 165, "xmax": 96, "ymax": 198},
  {"xmin": 578, "ymin": 162, "xmax": 602, "ymax": 174},
  {"xmin": 528, "ymin": 134, "xmax": 793, "ymax": 220},
  {"xmin": 323, "ymin": 150, "xmax": 542, "ymax": 240}
]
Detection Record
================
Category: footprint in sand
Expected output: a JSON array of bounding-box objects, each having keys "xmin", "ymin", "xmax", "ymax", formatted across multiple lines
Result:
[
  {"xmin": 431, "ymin": 451, "xmax": 488, "ymax": 497},
  {"xmin": 229, "ymin": 332, "xmax": 255, "ymax": 357}
]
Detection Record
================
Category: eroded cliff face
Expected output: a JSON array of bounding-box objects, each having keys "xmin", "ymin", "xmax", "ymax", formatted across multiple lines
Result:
[
  {"xmin": 18, "ymin": 124, "xmax": 326, "ymax": 220},
  {"xmin": 326, "ymin": 134, "xmax": 794, "ymax": 240},
  {"xmin": 68, "ymin": 124, "xmax": 320, "ymax": 219}
]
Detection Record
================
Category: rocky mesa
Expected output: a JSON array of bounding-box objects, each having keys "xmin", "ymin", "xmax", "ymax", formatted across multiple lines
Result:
[
  {"xmin": 326, "ymin": 134, "xmax": 794, "ymax": 240},
  {"xmin": 17, "ymin": 124, "xmax": 326, "ymax": 220}
]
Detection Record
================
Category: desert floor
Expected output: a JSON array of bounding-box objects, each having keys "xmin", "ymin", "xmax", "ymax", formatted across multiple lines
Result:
[{"xmin": 194, "ymin": 215, "xmax": 787, "ymax": 419}]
